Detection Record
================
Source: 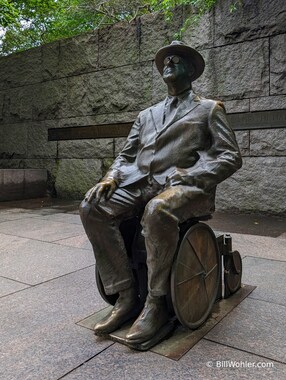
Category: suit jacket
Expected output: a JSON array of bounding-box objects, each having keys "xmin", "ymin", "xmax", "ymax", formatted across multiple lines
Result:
[{"xmin": 104, "ymin": 91, "xmax": 242, "ymax": 197}]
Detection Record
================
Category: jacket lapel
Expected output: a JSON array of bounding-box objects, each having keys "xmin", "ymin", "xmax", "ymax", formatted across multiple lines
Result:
[
  {"xmin": 150, "ymin": 100, "xmax": 166, "ymax": 133},
  {"xmin": 150, "ymin": 92, "xmax": 201, "ymax": 136},
  {"xmin": 157, "ymin": 93, "xmax": 201, "ymax": 137},
  {"xmin": 169, "ymin": 95, "xmax": 199, "ymax": 125}
]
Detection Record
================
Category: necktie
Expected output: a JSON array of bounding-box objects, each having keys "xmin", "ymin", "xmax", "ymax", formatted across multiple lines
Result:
[{"xmin": 164, "ymin": 96, "xmax": 178, "ymax": 126}]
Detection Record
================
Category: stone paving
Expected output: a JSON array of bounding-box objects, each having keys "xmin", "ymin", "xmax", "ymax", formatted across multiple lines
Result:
[{"xmin": 0, "ymin": 199, "xmax": 285, "ymax": 380}]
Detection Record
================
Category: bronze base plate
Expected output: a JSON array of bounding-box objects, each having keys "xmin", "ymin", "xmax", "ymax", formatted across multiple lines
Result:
[{"xmin": 77, "ymin": 284, "xmax": 255, "ymax": 360}]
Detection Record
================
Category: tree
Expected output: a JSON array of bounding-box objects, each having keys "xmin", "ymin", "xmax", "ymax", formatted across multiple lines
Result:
[{"xmin": 0, "ymin": 0, "xmax": 220, "ymax": 56}]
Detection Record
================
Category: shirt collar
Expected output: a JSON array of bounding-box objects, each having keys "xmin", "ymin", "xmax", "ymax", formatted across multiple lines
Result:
[{"xmin": 166, "ymin": 88, "xmax": 193, "ymax": 102}]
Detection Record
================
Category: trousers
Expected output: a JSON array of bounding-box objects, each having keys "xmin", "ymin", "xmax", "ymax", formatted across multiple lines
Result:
[{"xmin": 79, "ymin": 178, "xmax": 213, "ymax": 297}]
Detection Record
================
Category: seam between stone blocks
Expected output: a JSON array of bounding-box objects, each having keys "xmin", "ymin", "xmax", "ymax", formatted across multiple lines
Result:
[
  {"xmin": 268, "ymin": 36, "xmax": 271, "ymax": 96},
  {"xmin": 56, "ymin": 344, "xmax": 115, "ymax": 380},
  {"xmin": 0, "ymin": 59, "xmax": 153, "ymax": 93},
  {"xmin": 203, "ymin": 337, "xmax": 286, "ymax": 365},
  {"xmin": 206, "ymin": 33, "xmax": 283, "ymax": 51}
]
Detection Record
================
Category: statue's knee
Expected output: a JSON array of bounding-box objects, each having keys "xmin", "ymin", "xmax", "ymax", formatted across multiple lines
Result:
[
  {"xmin": 79, "ymin": 198, "xmax": 116, "ymax": 226},
  {"xmin": 79, "ymin": 199, "xmax": 91, "ymax": 221},
  {"xmin": 142, "ymin": 198, "xmax": 167, "ymax": 225},
  {"xmin": 79, "ymin": 199, "xmax": 102, "ymax": 221}
]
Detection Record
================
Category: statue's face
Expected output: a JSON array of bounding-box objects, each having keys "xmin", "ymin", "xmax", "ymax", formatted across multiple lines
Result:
[{"xmin": 162, "ymin": 55, "xmax": 191, "ymax": 84}]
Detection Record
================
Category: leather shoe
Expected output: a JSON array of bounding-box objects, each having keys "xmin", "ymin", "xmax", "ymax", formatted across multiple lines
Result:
[
  {"xmin": 125, "ymin": 295, "xmax": 169, "ymax": 343},
  {"xmin": 94, "ymin": 287, "xmax": 139, "ymax": 335}
]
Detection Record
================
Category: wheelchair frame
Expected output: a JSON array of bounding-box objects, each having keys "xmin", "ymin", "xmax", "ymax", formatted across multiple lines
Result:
[{"xmin": 96, "ymin": 216, "xmax": 242, "ymax": 330}]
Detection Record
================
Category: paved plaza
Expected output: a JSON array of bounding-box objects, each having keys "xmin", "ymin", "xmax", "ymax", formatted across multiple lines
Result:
[{"xmin": 0, "ymin": 198, "xmax": 285, "ymax": 380}]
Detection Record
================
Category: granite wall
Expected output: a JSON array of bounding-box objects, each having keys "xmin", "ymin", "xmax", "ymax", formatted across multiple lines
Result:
[{"xmin": 0, "ymin": 0, "xmax": 285, "ymax": 214}]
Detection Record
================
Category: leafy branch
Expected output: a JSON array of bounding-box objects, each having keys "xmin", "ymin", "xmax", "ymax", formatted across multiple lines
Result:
[{"xmin": 0, "ymin": 0, "xmax": 242, "ymax": 56}]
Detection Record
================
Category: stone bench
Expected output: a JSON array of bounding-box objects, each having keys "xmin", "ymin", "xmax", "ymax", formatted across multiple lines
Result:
[{"xmin": 0, "ymin": 169, "xmax": 47, "ymax": 201}]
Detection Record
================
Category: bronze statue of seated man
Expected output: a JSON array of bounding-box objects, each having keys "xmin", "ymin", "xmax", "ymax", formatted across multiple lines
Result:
[{"xmin": 80, "ymin": 41, "xmax": 242, "ymax": 344}]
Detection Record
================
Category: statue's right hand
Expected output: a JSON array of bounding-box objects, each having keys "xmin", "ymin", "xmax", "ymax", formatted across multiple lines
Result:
[{"xmin": 85, "ymin": 179, "xmax": 117, "ymax": 204}]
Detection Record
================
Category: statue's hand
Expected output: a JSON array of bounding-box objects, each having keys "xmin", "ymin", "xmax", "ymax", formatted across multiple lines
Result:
[
  {"xmin": 85, "ymin": 179, "xmax": 118, "ymax": 204},
  {"xmin": 166, "ymin": 168, "xmax": 188, "ymax": 187}
]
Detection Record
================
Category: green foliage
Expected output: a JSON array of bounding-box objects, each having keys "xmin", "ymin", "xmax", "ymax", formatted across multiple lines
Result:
[
  {"xmin": 0, "ymin": 1, "xmax": 19, "ymax": 27},
  {"xmin": 229, "ymin": 0, "xmax": 243, "ymax": 13},
  {"xmin": 0, "ymin": 0, "xmax": 239, "ymax": 56}
]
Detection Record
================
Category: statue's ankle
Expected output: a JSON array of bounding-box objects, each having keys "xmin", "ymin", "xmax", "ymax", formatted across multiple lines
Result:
[
  {"xmin": 146, "ymin": 294, "xmax": 166, "ymax": 305},
  {"xmin": 118, "ymin": 286, "xmax": 137, "ymax": 301}
]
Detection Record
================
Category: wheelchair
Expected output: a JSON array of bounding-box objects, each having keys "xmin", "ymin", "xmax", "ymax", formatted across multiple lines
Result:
[{"xmin": 95, "ymin": 215, "xmax": 242, "ymax": 330}]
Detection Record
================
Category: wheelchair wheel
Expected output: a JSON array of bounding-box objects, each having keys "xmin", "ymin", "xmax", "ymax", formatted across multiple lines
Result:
[
  {"xmin": 171, "ymin": 222, "xmax": 220, "ymax": 329},
  {"xmin": 224, "ymin": 250, "xmax": 242, "ymax": 297},
  {"xmin": 95, "ymin": 266, "xmax": 118, "ymax": 306}
]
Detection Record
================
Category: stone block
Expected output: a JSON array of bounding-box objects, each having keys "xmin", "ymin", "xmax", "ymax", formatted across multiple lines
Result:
[
  {"xmin": 250, "ymin": 128, "xmax": 286, "ymax": 156},
  {"xmin": 1, "ymin": 123, "xmax": 28, "ymax": 158},
  {"xmin": 224, "ymin": 99, "xmax": 250, "ymax": 113},
  {"xmin": 235, "ymin": 130, "xmax": 249, "ymax": 156},
  {"xmin": 231, "ymin": 233, "xmax": 286, "ymax": 262},
  {"xmin": 182, "ymin": 9, "xmax": 214, "ymax": 49},
  {"xmin": 0, "ymin": 133, "xmax": 4, "ymax": 157},
  {"xmin": 7, "ymin": 86, "xmax": 34, "ymax": 121},
  {"xmin": 42, "ymin": 40, "xmax": 60, "ymax": 80},
  {"xmin": 206, "ymin": 298, "xmax": 286, "ymax": 363},
  {"xmin": 0, "ymin": 158, "xmax": 57, "ymax": 196},
  {"xmin": 270, "ymin": 34, "xmax": 286, "ymax": 95},
  {"xmin": 0, "ymin": 91, "xmax": 4, "ymax": 121},
  {"xmin": 0, "ymin": 169, "xmax": 47, "ymax": 201},
  {"xmin": 195, "ymin": 39, "xmax": 269, "ymax": 99},
  {"xmin": 1, "ymin": 169, "xmax": 25, "ymax": 200},
  {"xmin": 192, "ymin": 49, "xmax": 216, "ymax": 98},
  {"xmin": 250, "ymin": 95, "xmax": 286, "ymax": 111},
  {"xmin": 0, "ymin": 159, "xmax": 23, "ymax": 169},
  {"xmin": 114, "ymin": 137, "xmax": 127, "ymax": 155},
  {"xmin": 139, "ymin": 9, "xmax": 185, "ymax": 62},
  {"xmin": 22, "ymin": 158, "xmax": 57, "ymax": 174},
  {"xmin": 59, "ymin": 31, "xmax": 99, "ymax": 77},
  {"xmin": 58, "ymin": 139, "xmax": 113, "ymax": 159},
  {"xmin": 0, "ymin": 276, "xmax": 30, "ymax": 297},
  {"xmin": 0, "ymin": 216, "xmax": 83, "ymax": 243},
  {"xmin": 0, "ymin": 233, "xmax": 93, "ymax": 284},
  {"xmin": 0, "ymin": 47, "xmax": 42, "ymax": 90},
  {"xmin": 62, "ymin": 339, "xmax": 284, "ymax": 380},
  {"xmin": 242, "ymin": 257, "xmax": 286, "ymax": 306},
  {"xmin": 0, "ymin": 210, "xmax": 43, "ymax": 222},
  {"xmin": 214, "ymin": 0, "xmax": 286, "ymax": 46},
  {"xmin": 207, "ymin": 211, "xmax": 286, "ymax": 238},
  {"xmin": 27, "ymin": 122, "xmax": 57, "ymax": 159},
  {"xmin": 67, "ymin": 62, "xmax": 153, "ymax": 116},
  {"xmin": 0, "ymin": 267, "xmax": 111, "ymax": 380},
  {"xmin": 24, "ymin": 169, "xmax": 47, "ymax": 199},
  {"xmin": 55, "ymin": 158, "xmax": 102, "ymax": 199},
  {"xmin": 98, "ymin": 22, "xmax": 139, "ymax": 69},
  {"xmin": 39, "ymin": 213, "xmax": 82, "ymax": 225},
  {"xmin": 216, "ymin": 156, "xmax": 286, "ymax": 214},
  {"xmin": 0, "ymin": 56, "xmax": 9, "ymax": 91},
  {"xmin": 55, "ymin": 234, "xmax": 92, "ymax": 250},
  {"xmin": 102, "ymin": 158, "xmax": 114, "ymax": 176},
  {"xmin": 32, "ymin": 78, "xmax": 68, "ymax": 120}
]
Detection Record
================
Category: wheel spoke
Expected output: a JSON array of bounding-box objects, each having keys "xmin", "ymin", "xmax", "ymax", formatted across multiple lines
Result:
[
  {"xmin": 176, "ymin": 271, "xmax": 205, "ymax": 286},
  {"xmin": 177, "ymin": 260, "xmax": 196, "ymax": 273},
  {"xmin": 187, "ymin": 238, "xmax": 205, "ymax": 271},
  {"xmin": 171, "ymin": 223, "xmax": 220, "ymax": 329},
  {"xmin": 188, "ymin": 278, "xmax": 209, "ymax": 323},
  {"xmin": 203, "ymin": 232, "xmax": 210, "ymax": 268},
  {"xmin": 205, "ymin": 263, "xmax": 218, "ymax": 278},
  {"xmin": 202, "ymin": 279, "xmax": 210, "ymax": 305}
]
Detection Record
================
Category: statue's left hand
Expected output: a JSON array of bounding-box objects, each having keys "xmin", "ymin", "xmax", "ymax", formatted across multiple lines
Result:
[
  {"xmin": 166, "ymin": 168, "xmax": 188, "ymax": 187},
  {"xmin": 85, "ymin": 179, "xmax": 118, "ymax": 204}
]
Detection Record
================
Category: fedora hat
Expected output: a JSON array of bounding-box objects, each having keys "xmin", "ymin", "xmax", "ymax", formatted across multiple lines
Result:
[{"xmin": 155, "ymin": 40, "xmax": 205, "ymax": 82}]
